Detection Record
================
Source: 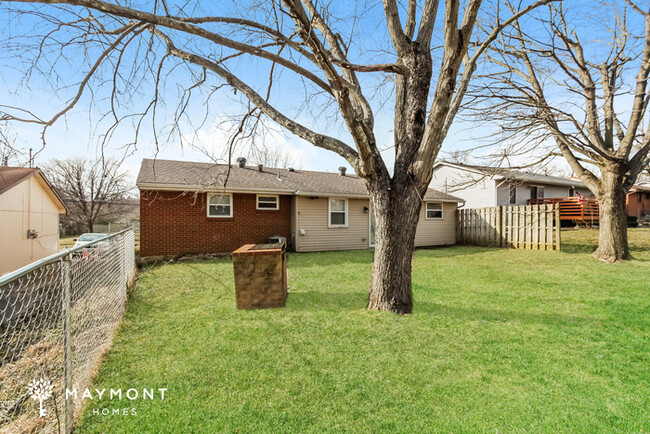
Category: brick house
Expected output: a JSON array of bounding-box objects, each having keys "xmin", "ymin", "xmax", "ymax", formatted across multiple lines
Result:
[{"xmin": 137, "ymin": 158, "xmax": 464, "ymax": 259}]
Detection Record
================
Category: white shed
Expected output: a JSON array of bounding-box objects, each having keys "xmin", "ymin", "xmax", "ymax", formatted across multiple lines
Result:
[{"xmin": 0, "ymin": 167, "xmax": 67, "ymax": 275}]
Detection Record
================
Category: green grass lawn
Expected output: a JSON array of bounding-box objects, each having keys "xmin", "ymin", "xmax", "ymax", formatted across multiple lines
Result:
[
  {"xmin": 76, "ymin": 229, "xmax": 650, "ymax": 433},
  {"xmin": 59, "ymin": 236, "xmax": 78, "ymax": 249}
]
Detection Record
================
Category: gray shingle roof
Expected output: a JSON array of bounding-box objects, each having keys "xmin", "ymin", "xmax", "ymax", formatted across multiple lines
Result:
[
  {"xmin": 0, "ymin": 167, "xmax": 39, "ymax": 195},
  {"xmin": 0, "ymin": 166, "xmax": 67, "ymax": 211},
  {"xmin": 136, "ymin": 159, "xmax": 464, "ymax": 203},
  {"xmin": 436, "ymin": 161, "xmax": 587, "ymax": 188}
]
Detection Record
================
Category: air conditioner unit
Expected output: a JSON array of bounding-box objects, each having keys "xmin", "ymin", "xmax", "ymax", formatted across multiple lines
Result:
[{"xmin": 268, "ymin": 235, "xmax": 287, "ymax": 245}]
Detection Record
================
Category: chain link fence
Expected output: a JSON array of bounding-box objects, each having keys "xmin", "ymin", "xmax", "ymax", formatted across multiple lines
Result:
[{"xmin": 0, "ymin": 229, "xmax": 135, "ymax": 433}]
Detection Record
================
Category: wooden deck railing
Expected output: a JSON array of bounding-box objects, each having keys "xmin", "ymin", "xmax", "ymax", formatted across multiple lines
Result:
[{"xmin": 527, "ymin": 196, "xmax": 599, "ymax": 221}]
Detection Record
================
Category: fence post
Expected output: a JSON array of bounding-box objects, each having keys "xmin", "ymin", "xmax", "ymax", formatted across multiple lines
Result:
[
  {"xmin": 555, "ymin": 204, "xmax": 562, "ymax": 251},
  {"xmin": 460, "ymin": 209, "xmax": 465, "ymax": 244},
  {"xmin": 495, "ymin": 206, "xmax": 503, "ymax": 247},
  {"xmin": 531, "ymin": 206, "xmax": 537, "ymax": 249},
  {"xmin": 60, "ymin": 256, "xmax": 74, "ymax": 434}
]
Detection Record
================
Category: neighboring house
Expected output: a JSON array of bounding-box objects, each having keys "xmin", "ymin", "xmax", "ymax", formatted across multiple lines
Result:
[
  {"xmin": 0, "ymin": 166, "xmax": 67, "ymax": 275},
  {"xmin": 430, "ymin": 161, "xmax": 592, "ymax": 209},
  {"xmin": 627, "ymin": 183, "xmax": 650, "ymax": 221},
  {"xmin": 136, "ymin": 158, "xmax": 464, "ymax": 258}
]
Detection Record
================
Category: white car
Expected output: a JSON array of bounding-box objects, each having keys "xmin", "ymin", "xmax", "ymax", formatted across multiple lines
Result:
[{"xmin": 72, "ymin": 233, "xmax": 107, "ymax": 249}]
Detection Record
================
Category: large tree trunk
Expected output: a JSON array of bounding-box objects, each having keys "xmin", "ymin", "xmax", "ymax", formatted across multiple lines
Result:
[
  {"xmin": 593, "ymin": 171, "xmax": 629, "ymax": 262},
  {"xmin": 367, "ymin": 186, "xmax": 423, "ymax": 314}
]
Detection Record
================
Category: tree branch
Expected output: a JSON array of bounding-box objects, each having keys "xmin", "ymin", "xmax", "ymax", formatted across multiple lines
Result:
[
  {"xmin": 382, "ymin": 0, "xmax": 410, "ymax": 53},
  {"xmin": 154, "ymin": 30, "xmax": 360, "ymax": 168},
  {"xmin": 5, "ymin": 0, "xmax": 333, "ymax": 94},
  {"xmin": 442, "ymin": 0, "xmax": 555, "ymax": 140}
]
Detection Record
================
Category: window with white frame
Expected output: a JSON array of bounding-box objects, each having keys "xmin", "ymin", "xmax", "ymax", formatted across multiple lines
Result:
[
  {"xmin": 509, "ymin": 185, "xmax": 517, "ymax": 204},
  {"xmin": 257, "ymin": 195, "xmax": 279, "ymax": 210},
  {"xmin": 425, "ymin": 202, "xmax": 443, "ymax": 219},
  {"xmin": 207, "ymin": 193, "xmax": 232, "ymax": 217},
  {"xmin": 329, "ymin": 198, "xmax": 348, "ymax": 227}
]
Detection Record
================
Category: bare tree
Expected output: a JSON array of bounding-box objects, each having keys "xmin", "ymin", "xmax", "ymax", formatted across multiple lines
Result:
[
  {"xmin": 0, "ymin": 121, "xmax": 23, "ymax": 166},
  {"xmin": 470, "ymin": 1, "xmax": 650, "ymax": 262},
  {"xmin": 44, "ymin": 158, "xmax": 132, "ymax": 233},
  {"xmin": 0, "ymin": 0, "xmax": 551, "ymax": 313},
  {"xmin": 249, "ymin": 145, "xmax": 298, "ymax": 169}
]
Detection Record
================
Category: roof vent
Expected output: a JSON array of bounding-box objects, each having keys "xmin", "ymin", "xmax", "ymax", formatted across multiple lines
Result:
[
  {"xmin": 258, "ymin": 164, "xmax": 263, "ymax": 172},
  {"xmin": 338, "ymin": 166, "xmax": 347, "ymax": 176},
  {"xmin": 236, "ymin": 157, "xmax": 247, "ymax": 168},
  {"xmin": 288, "ymin": 167, "xmax": 295, "ymax": 172}
]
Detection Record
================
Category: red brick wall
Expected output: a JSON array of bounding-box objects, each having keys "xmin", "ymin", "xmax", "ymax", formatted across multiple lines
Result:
[{"xmin": 140, "ymin": 190, "xmax": 292, "ymax": 257}]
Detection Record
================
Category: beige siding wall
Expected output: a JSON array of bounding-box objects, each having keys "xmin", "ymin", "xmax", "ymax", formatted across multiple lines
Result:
[
  {"xmin": 295, "ymin": 196, "xmax": 370, "ymax": 252},
  {"xmin": 290, "ymin": 196, "xmax": 297, "ymax": 248},
  {"xmin": 415, "ymin": 202, "xmax": 457, "ymax": 247},
  {"xmin": 0, "ymin": 176, "xmax": 63, "ymax": 275},
  {"xmin": 294, "ymin": 195, "xmax": 457, "ymax": 252}
]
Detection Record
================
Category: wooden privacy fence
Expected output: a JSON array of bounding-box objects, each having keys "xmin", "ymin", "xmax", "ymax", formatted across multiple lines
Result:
[{"xmin": 456, "ymin": 204, "xmax": 561, "ymax": 251}]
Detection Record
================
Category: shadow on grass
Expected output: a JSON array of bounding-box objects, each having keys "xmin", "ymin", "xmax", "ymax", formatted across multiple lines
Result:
[
  {"xmin": 415, "ymin": 302, "xmax": 593, "ymax": 326},
  {"xmin": 560, "ymin": 243, "xmax": 597, "ymax": 255},
  {"xmin": 286, "ymin": 291, "xmax": 367, "ymax": 312},
  {"xmin": 415, "ymin": 245, "xmax": 502, "ymax": 258},
  {"xmin": 560, "ymin": 227, "xmax": 650, "ymax": 256},
  {"xmin": 289, "ymin": 245, "xmax": 498, "ymax": 270},
  {"xmin": 285, "ymin": 292, "xmax": 593, "ymax": 326},
  {"xmin": 560, "ymin": 243, "xmax": 650, "ymax": 260},
  {"xmin": 288, "ymin": 250, "xmax": 374, "ymax": 268}
]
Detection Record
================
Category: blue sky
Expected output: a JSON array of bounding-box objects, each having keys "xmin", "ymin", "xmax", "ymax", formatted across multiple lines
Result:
[{"xmin": 0, "ymin": 0, "xmax": 640, "ymax": 183}]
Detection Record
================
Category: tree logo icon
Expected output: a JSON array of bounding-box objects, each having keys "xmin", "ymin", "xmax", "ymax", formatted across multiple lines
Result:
[{"xmin": 27, "ymin": 378, "xmax": 54, "ymax": 417}]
